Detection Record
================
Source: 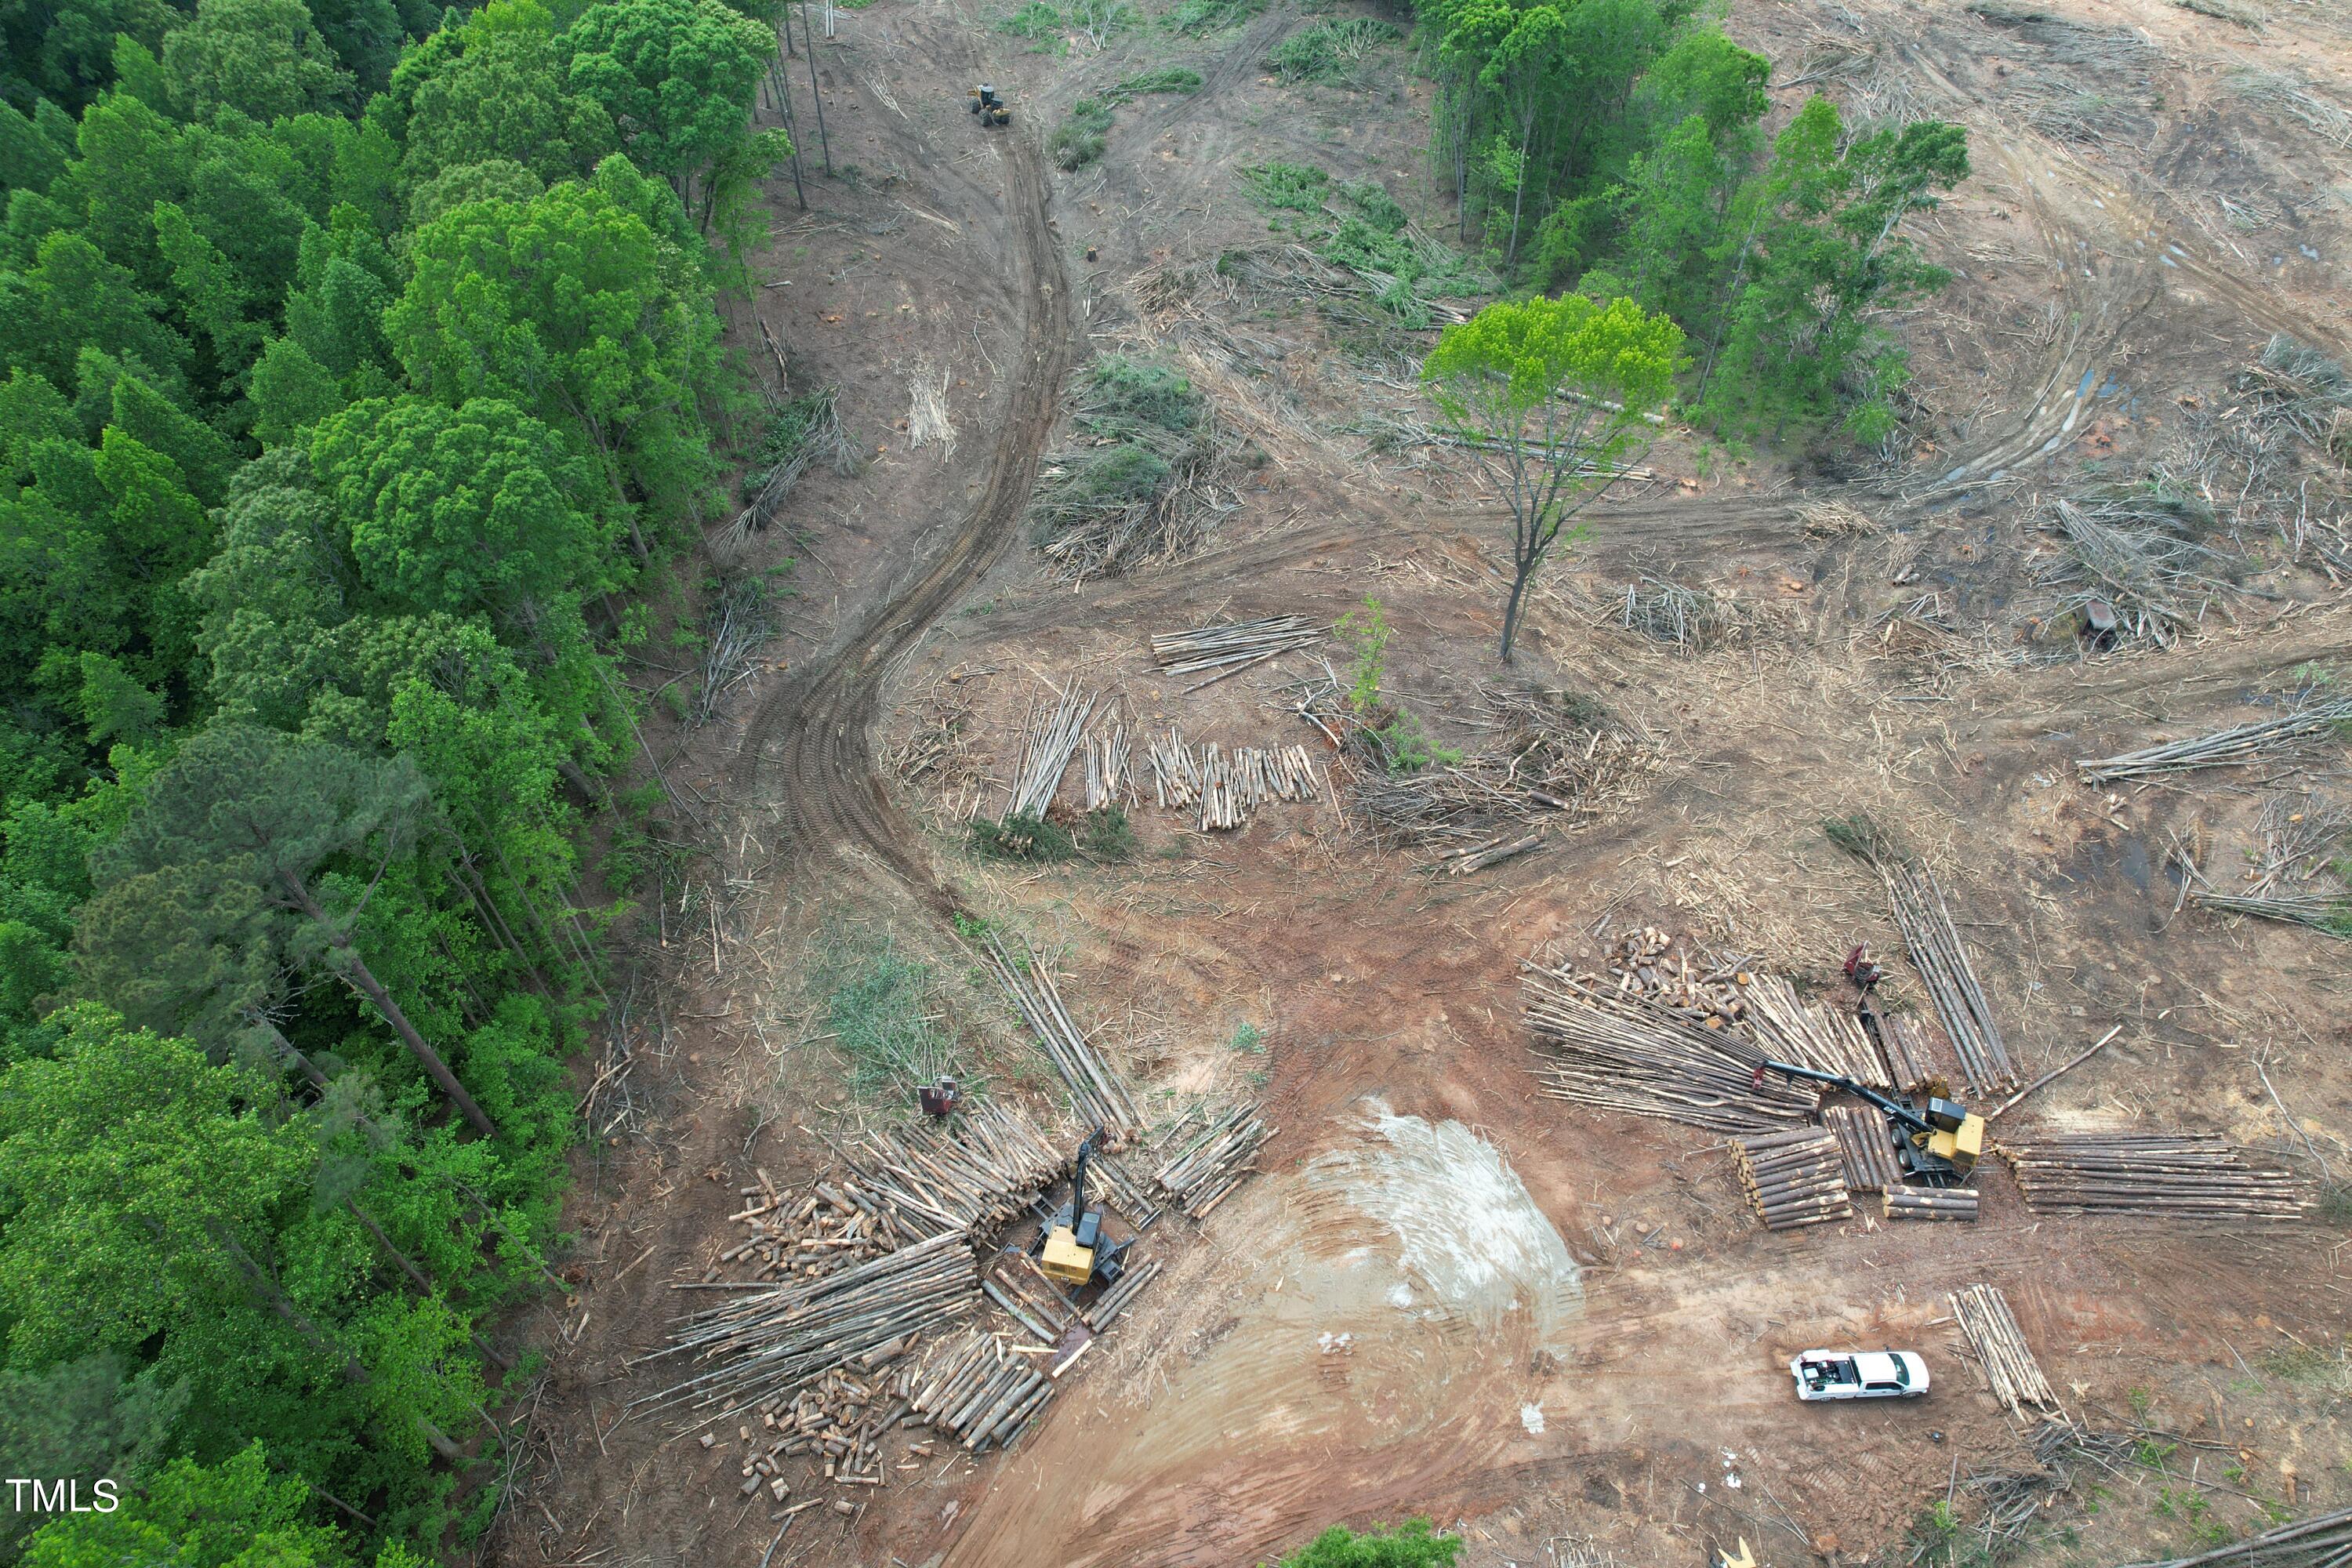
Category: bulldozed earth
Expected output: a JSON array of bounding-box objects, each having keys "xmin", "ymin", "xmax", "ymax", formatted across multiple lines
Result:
[{"xmin": 488, "ymin": 0, "xmax": 2352, "ymax": 1565}]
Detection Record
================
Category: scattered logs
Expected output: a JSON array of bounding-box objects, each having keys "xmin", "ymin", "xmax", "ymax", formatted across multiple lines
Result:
[
  {"xmin": 1149, "ymin": 615, "xmax": 1322, "ymax": 676},
  {"xmin": 1999, "ymin": 1133, "xmax": 2310, "ymax": 1221},
  {"xmin": 978, "ymin": 931, "xmax": 1145, "ymax": 1139},
  {"xmin": 1745, "ymin": 975, "xmax": 1889, "ymax": 1088},
  {"xmin": 2076, "ymin": 696, "xmax": 2352, "ymax": 784},
  {"xmin": 1949, "ymin": 1283, "xmax": 2060, "ymax": 1417},
  {"xmin": 1881, "ymin": 863, "xmax": 2019, "ymax": 1093},
  {"xmin": 1525, "ymin": 968, "xmax": 1817, "ymax": 1134},
  {"xmin": 1429, "ymin": 831, "xmax": 1545, "ymax": 875},
  {"xmin": 1734, "ymin": 1127, "xmax": 1853, "ymax": 1229},
  {"xmin": 1822, "ymin": 1105, "xmax": 1905, "ymax": 1193},
  {"xmin": 1884, "ymin": 1187, "xmax": 1979, "ymax": 1221},
  {"xmin": 1153, "ymin": 1102, "xmax": 1272, "ymax": 1218}
]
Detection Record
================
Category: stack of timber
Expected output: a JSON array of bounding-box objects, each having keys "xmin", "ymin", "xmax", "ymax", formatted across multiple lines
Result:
[
  {"xmin": 637, "ymin": 1232, "xmax": 979, "ymax": 1420},
  {"xmin": 1999, "ymin": 1133, "xmax": 2310, "ymax": 1221},
  {"xmin": 1081, "ymin": 723, "xmax": 1134, "ymax": 811},
  {"xmin": 1821, "ymin": 1105, "xmax": 1904, "ymax": 1192},
  {"xmin": 978, "ymin": 932, "xmax": 1144, "ymax": 1139},
  {"xmin": 981, "ymin": 1253, "xmax": 1080, "ymax": 1344},
  {"xmin": 1150, "ymin": 615, "xmax": 1322, "ymax": 679},
  {"xmin": 1192, "ymin": 742, "xmax": 1323, "ymax": 830},
  {"xmin": 1146, "ymin": 726, "xmax": 1203, "ymax": 810},
  {"xmin": 710, "ymin": 1167, "xmax": 911, "ymax": 1283},
  {"xmin": 1003, "ymin": 683, "xmax": 1097, "ymax": 820},
  {"xmin": 828, "ymin": 1102, "xmax": 1067, "ymax": 1241},
  {"xmin": 1882, "ymin": 863, "xmax": 2019, "ymax": 1092},
  {"xmin": 1745, "ymin": 975, "xmax": 1889, "ymax": 1087},
  {"xmin": 1083, "ymin": 1146, "xmax": 1164, "ymax": 1229},
  {"xmin": 1949, "ymin": 1283, "xmax": 2061, "ymax": 1417},
  {"xmin": 2118, "ymin": 1503, "xmax": 2352, "ymax": 1567},
  {"xmin": 1152, "ymin": 1101, "xmax": 1272, "ymax": 1218},
  {"xmin": 1525, "ymin": 968, "xmax": 1817, "ymax": 1134},
  {"xmin": 728, "ymin": 1341, "xmax": 927, "ymax": 1496},
  {"xmin": 2076, "ymin": 697, "xmax": 2352, "ymax": 784},
  {"xmin": 906, "ymin": 1327, "xmax": 1058, "ymax": 1452},
  {"xmin": 1885, "ymin": 1187, "xmax": 1979, "ymax": 1221},
  {"xmin": 1551, "ymin": 927, "xmax": 1752, "ymax": 1029},
  {"xmin": 1878, "ymin": 1013, "xmax": 1942, "ymax": 1093},
  {"xmin": 1734, "ymin": 1128, "xmax": 1853, "ymax": 1229}
]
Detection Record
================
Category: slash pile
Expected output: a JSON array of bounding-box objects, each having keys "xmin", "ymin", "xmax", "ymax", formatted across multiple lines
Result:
[
  {"xmin": 1524, "ymin": 968, "xmax": 1817, "ymax": 1134},
  {"xmin": 1149, "ymin": 615, "xmax": 1322, "ymax": 677},
  {"xmin": 1744, "ymin": 975, "xmax": 1889, "ymax": 1087},
  {"xmin": 1999, "ymin": 1133, "xmax": 2310, "ymax": 1220},
  {"xmin": 978, "ymin": 932, "xmax": 1145, "ymax": 1139},
  {"xmin": 1949, "ymin": 1283, "xmax": 2062, "ymax": 1418},
  {"xmin": 1153, "ymin": 1101, "xmax": 1272, "ymax": 1218},
  {"xmin": 1734, "ymin": 1127, "xmax": 1853, "ymax": 1229}
]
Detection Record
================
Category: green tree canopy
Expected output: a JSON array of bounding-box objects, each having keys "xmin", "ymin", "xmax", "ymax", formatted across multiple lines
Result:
[
  {"xmin": 163, "ymin": 0, "xmax": 358, "ymax": 123},
  {"xmin": 562, "ymin": 0, "xmax": 778, "ymax": 223}
]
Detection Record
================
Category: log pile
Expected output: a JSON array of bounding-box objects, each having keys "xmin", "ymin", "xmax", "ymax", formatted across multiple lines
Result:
[
  {"xmin": 1081, "ymin": 724, "xmax": 1134, "ymax": 811},
  {"xmin": 1525, "ymin": 969, "xmax": 1817, "ymax": 1134},
  {"xmin": 1745, "ymin": 975, "xmax": 1889, "ymax": 1087},
  {"xmin": 828, "ymin": 1102, "xmax": 1068, "ymax": 1241},
  {"xmin": 907, "ymin": 1327, "xmax": 1059, "ymax": 1452},
  {"xmin": 1153, "ymin": 1101, "xmax": 1272, "ymax": 1218},
  {"xmin": 1886, "ymin": 1187, "xmax": 1979, "ymax": 1221},
  {"xmin": 711, "ymin": 1167, "xmax": 913, "ymax": 1283},
  {"xmin": 726, "ymin": 1339, "xmax": 928, "ymax": 1495},
  {"xmin": 637, "ymin": 1232, "xmax": 980, "ymax": 1420},
  {"xmin": 1150, "ymin": 615, "xmax": 1322, "ymax": 677},
  {"xmin": 1084, "ymin": 1146, "xmax": 1164, "ymax": 1230},
  {"xmin": 1882, "ymin": 863, "xmax": 2019, "ymax": 1092},
  {"xmin": 1550, "ymin": 927, "xmax": 1752, "ymax": 1029},
  {"xmin": 1878, "ymin": 1013, "xmax": 1943, "ymax": 1094},
  {"xmin": 1734, "ymin": 1127, "xmax": 1853, "ymax": 1229},
  {"xmin": 1004, "ymin": 683, "xmax": 1098, "ymax": 820},
  {"xmin": 981, "ymin": 1252, "xmax": 1080, "ymax": 1343},
  {"xmin": 2118, "ymin": 1502, "xmax": 2352, "ymax": 1567},
  {"xmin": 1949, "ymin": 1283, "xmax": 2060, "ymax": 1417},
  {"xmin": 1822, "ymin": 1105, "xmax": 1904, "ymax": 1193},
  {"xmin": 1999, "ymin": 1133, "xmax": 2310, "ymax": 1220},
  {"xmin": 1145, "ymin": 725, "xmax": 1203, "ymax": 809},
  {"xmin": 1428, "ymin": 831, "xmax": 1545, "ymax": 875},
  {"xmin": 2075, "ymin": 696, "xmax": 2352, "ymax": 784},
  {"xmin": 978, "ymin": 932, "xmax": 1144, "ymax": 1140},
  {"xmin": 1191, "ymin": 742, "xmax": 1323, "ymax": 831},
  {"xmin": 1084, "ymin": 1257, "xmax": 1161, "ymax": 1328}
]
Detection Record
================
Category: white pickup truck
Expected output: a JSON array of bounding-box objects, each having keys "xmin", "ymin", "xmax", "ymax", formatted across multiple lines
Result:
[{"xmin": 1791, "ymin": 1350, "xmax": 1930, "ymax": 1402}]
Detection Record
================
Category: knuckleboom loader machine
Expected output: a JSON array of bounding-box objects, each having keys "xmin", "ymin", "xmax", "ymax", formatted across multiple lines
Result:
[
  {"xmin": 1033, "ymin": 1127, "xmax": 1131, "ymax": 1288},
  {"xmin": 1752, "ymin": 1057, "xmax": 1985, "ymax": 1184}
]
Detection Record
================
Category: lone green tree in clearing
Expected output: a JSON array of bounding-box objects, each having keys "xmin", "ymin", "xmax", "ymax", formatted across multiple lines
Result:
[{"xmin": 1423, "ymin": 293, "xmax": 1682, "ymax": 662}]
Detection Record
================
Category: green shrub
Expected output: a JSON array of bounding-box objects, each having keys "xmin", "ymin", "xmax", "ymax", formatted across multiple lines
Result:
[
  {"xmin": 820, "ymin": 938, "xmax": 960, "ymax": 1093},
  {"xmin": 1082, "ymin": 355, "xmax": 1200, "ymax": 435},
  {"xmin": 1000, "ymin": 1, "xmax": 1063, "ymax": 38},
  {"xmin": 1264, "ymin": 16, "xmax": 1400, "ymax": 83},
  {"xmin": 1108, "ymin": 66, "xmax": 1203, "ymax": 100},
  {"xmin": 1337, "ymin": 178, "xmax": 1407, "ymax": 234},
  {"xmin": 972, "ymin": 811, "xmax": 1076, "ymax": 860},
  {"xmin": 1049, "ymin": 97, "xmax": 1115, "ymax": 169},
  {"xmin": 1242, "ymin": 160, "xmax": 1330, "ymax": 212},
  {"xmin": 1164, "ymin": 0, "xmax": 1261, "ymax": 33},
  {"xmin": 1081, "ymin": 806, "xmax": 1134, "ymax": 859},
  {"xmin": 1269, "ymin": 1521, "xmax": 1460, "ymax": 1568}
]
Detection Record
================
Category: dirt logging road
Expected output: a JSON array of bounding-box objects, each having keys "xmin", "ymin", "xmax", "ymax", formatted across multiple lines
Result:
[{"xmin": 732, "ymin": 116, "xmax": 1072, "ymax": 915}]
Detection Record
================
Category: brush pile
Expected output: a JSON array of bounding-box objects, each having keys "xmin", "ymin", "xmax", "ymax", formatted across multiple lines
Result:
[
  {"xmin": 978, "ymin": 932, "xmax": 1144, "ymax": 1139},
  {"xmin": 1153, "ymin": 1101, "xmax": 1272, "ymax": 1218},
  {"xmin": 1734, "ymin": 1128, "xmax": 1853, "ymax": 1230},
  {"xmin": 1620, "ymin": 575, "xmax": 1735, "ymax": 652},
  {"xmin": 2241, "ymin": 334, "xmax": 2352, "ymax": 445},
  {"xmin": 637, "ymin": 1232, "xmax": 978, "ymax": 1421},
  {"xmin": 1950, "ymin": 1283, "xmax": 2061, "ymax": 1417},
  {"xmin": 1032, "ymin": 355, "xmax": 1232, "ymax": 579},
  {"xmin": 2034, "ymin": 491, "xmax": 2239, "ymax": 648},
  {"xmin": 2000, "ymin": 1132, "xmax": 2310, "ymax": 1220},
  {"xmin": 1003, "ymin": 683, "xmax": 1098, "ymax": 821},
  {"xmin": 1744, "ymin": 975, "xmax": 1889, "ymax": 1087},
  {"xmin": 1525, "ymin": 967, "xmax": 1817, "ymax": 1134},
  {"xmin": 1352, "ymin": 689, "xmax": 1655, "ymax": 846},
  {"xmin": 2119, "ymin": 1503, "xmax": 2352, "ymax": 1567},
  {"xmin": 2188, "ymin": 793, "xmax": 2351, "ymax": 936},
  {"xmin": 1149, "ymin": 615, "xmax": 1322, "ymax": 677},
  {"xmin": 2077, "ymin": 696, "xmax": 2352, "ymax": 783},
  {"xmin": 1822, "ymin": 1105, "xmax": 1904, "ymax": 1192}
]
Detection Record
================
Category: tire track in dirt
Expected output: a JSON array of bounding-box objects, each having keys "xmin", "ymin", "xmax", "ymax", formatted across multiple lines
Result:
[{"xmin": 732, "ymin": 117, "xmax": 1073, "ymax": 912}]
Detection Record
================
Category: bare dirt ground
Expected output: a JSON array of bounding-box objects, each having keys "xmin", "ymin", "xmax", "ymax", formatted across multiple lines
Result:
[{"xmin": 482, "ymin": 1, "xmax": 2352, "ymax": 1566}]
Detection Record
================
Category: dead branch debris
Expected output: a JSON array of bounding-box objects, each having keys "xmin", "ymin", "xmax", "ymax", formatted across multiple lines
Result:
[
  {"xmin": 2033, "ymin": 491, "xmax": 2243, "ymax": 648},
  {"xmin": 694, "ymin": 574, "xmax": 779, "ymax": 726},
  {"xmin": 2118, "ymin": 1503, "xmax": 2352, "ymax": 1567},
  {"xmin": 727, "ymin": 386, "xmax": 858, "ymax": 550},
  {"xmin": 1352, "ymin": 688, "xmax": 1657, "ymax": 848},
  {"xmin": 2188, "ymin": 794, "xmax": 2352, "ymax": 935}
]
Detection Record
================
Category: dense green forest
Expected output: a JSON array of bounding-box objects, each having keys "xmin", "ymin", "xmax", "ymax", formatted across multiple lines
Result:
[
  {"xmin": 1413, "ymin": 0, "xmax": 1968, "ymax": 441},
  {"xmin": 0, "ymin": 0, "xmax": 784, "ymax": 1555}
]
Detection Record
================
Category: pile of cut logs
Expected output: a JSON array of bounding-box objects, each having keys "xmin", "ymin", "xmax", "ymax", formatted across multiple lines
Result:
[
  {"xmin": 909, "ymin": 1327, "xmax": 1062, "ymax": 1451},
  {"xmin": 1949, "ymin": 1283, "xmax": 2061, "ymax": 1417},
  {"xmin": 723, "ymin": 1341, "xmax": 927, "ymax": 1497},
  {"xmin": 1150, "ymin": 615, "xmax": 1323, "ymax": 678},
  {"xmin": 1744, "ymin": 975, "xmax": 1889, "ymax": 1087},
  {"xmin": 1885, "ymin": 1187, "xmax": 1979, "ymax": 1221},
  {"xmin": 827, "ymin": 1102, "xmax": 1068, "ymax": 1240},
  {"xmin": 1882, "ymin": 863, "xmax": 2019, "ymax": 1093},
  {"xmin": 978, "ymin": 931, "xmax": 1145, "ymax": 1140},
  {"xmin": 1004, "ymin": 683, "xmax": 1096, "ymax": 821},
  {"xmin": 1145, "ymin": 728, "xmax": 1323, "ymax": 830},
  {"xmin": 1525, "ymin": 968, "xmax": 1817, "ymax": 1134},
  {"xmin": 1999, "ymin": 1132, "xmax": 2310, "ymax": 1220},
  {"xmin": 1153, "ymin": 1101, "xmax": 1272, "ymax": 1218},
  {"xmin": 1552, "ymin": 927, "xmax": 1753, "ymax": 1029},
  {"xmin": 710, "ymin": 1167, "xmax": 911, "ymax": 1283},
  {"xmin": 1733, "ymin": 1127, "xmax": 1853, "ymax": 1230},
  {"xmin": 1082, "ymin": 724, "xmax": 1134, "ymax": 811},
  {"xmin": 1878, "ymin": 1013, "xmax": 1942, "ymax": 1094},
  {"xmin": 1821, "ymin": 1105, "xmax": 1904, "ymax": 1193}
]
